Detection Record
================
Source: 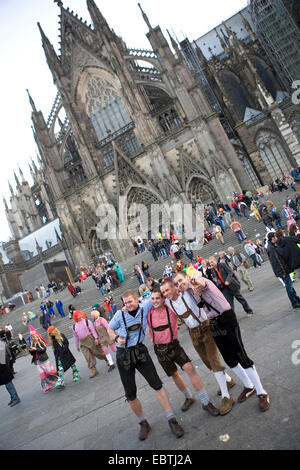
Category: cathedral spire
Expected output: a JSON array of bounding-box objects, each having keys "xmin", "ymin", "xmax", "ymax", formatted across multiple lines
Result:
[
  {"xmin": 31, "ymin": 158, "xmax": 38, "ymax": 174},
  {"xmin": 8, "ymin": 181, "xmax": 14, "ymax": 196},
  {"xmin": 3, "ymin": 197, "xmax": 8, "ymax": 212},
  {"xmin": 19, "ymin": 166, "xmax": 26, "ymax": 184},
  {"xmin": 14, "ymin": 171, "xmax": 21, "ymax": 190},
  {"xmin": 166, "ymin": 30, "xmax": 181, "ymax": 57},
  {"xmin": 215, "ymin": 28, "xmax": 229, "ymax": 53},
  {"xmin": 37, "ymin": 22, "xmax": 60, "ymax": 73},
  {"xmin": 220, "ymin": 27, "xmax": 231, "ymax": 48},
  {"xmin": 26, "ymin": 89, "xmax": 37, "ymax": 113},
  {"xmin": 86, "ymin": 0, "xmax": 111, "ymax": 33},
  {"xmin": 239, "ymin": 11, "xmax": 256, "ymax": 41},
  {"xmin": 138, "ymin": 3, "xmax": 153, "ymax": 30}
]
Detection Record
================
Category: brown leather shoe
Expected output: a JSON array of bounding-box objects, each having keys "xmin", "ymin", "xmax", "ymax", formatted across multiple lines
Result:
[
  {"xmin": 89, "ymin": 367, "xmax": 99, "ymax": 379},
  {"xmin": 217, "ymin": 378, "xmax": 235, "ymax": 396},
  {"xmin": 258, "ymin": 393, "xmax": 270, "ymax": 412},
  {"xmin": 202, "ymin": 402, "xmax": 220, "ymax": 416},
  {"xmin": 168, "ymin": 418, "xmax": 184, "ymax": 438},
  {"xmin": 219, "ymin": 396, "xmax": 234, "ymax": 416},
  {"xmin": 139, "ymin": 420, "xmax": 151, "ymax": 441},
  {"xmin": 237, "ymin": 387, "xmax": 255, "ymax": 403},
  {"xmin": 181, "ymin": 397, "xmax": 195, "ymax": 412}
]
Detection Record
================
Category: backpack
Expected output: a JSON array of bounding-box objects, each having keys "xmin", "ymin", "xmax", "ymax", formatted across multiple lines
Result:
[{"xmin": 236, "ymin": 252, "xmax": 250, "ymax": 269}]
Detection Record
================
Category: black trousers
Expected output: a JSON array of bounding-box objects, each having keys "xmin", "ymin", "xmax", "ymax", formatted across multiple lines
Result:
[
  {"xmin": 116, "ymin": 344, "xmax": 163, "ymax": 401},
  {"xmin": 209, "ymin": 309, "xmax": 254, "ymax": 369},
  {"xmin": 222, "ymin": 287, "xmax": 253, "ymax": 315}
]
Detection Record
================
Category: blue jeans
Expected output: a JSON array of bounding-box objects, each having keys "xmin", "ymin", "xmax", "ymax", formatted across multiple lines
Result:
[
  {"xmin": 275, "ymin": 218, "xmax": 283, "ymax": 229},
  {"xmin": 282, "ymin": 275, "xmax": 299, "ymax": 307},
  {"xmin": 5, "ymin": 381, "xmax": 20, "ymax": 402},
  {"xmin": 235, "ymin": 230, "xmax": 246, "ymax": 243},
  {"xmin": 100, "ymin": 286, "xmax": 105, "ymax": 296},
  {"xmin": 160, "ymin": 248, "xmax": 167, "ymax": 258}
]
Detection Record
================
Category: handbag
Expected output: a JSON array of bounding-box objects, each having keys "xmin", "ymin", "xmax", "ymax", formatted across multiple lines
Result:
[{"xmin": 243, "ymin": 259, "xmax": 250, "ymax": 269}]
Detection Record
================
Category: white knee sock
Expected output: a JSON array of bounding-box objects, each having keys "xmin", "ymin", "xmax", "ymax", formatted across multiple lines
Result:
[
  {"xmin": 244, "ymin": 366, "xmax": 267, "ymax": 395},
  {"xmin": 231, "ymin": 364, "xmax": 254, "ymax": 389},
  {"xmin": 214, "ymin": 371, "xmax": 230, "ymax": 399},
  {"xmin": 106, "ymin": 354, "xmax": 114, "ymax": 366},
  {"xmin": 224, "ymin": 372, "xmax": 232, "ymax": 383}
]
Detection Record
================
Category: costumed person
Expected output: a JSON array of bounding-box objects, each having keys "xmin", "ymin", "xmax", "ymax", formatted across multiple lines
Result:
[
  {"xmin": 46, "ymin": 300, "xmax": 56, "ymax": 317},
  {"xmin": 29, "ymin": 329, "xmax": 57, "ymax": 393},
  {"xmin": 68, "ymin": 305, "xmax": 75, "ymax": 320},
  {"xmin": 72, "ymin": 310, "xmax": 107, "ymax": 378},
  {"xmin": 48, "ymin": 326, "xmax": 80, "ymax": 388},
  {"xmin": 93, "ymin": 303, "xmax": 109, "ymax": 321},
  {"xmin": 107, "ymin": 290, "xmax": 185, "ymax": 441},
  {"xmin": 147, "ymin": 289, "xmax": 219, "ymax": 416},
  {"xmin": 175, "ymin": 271, "xmax": 270, "ymax": 412},
  {"xmin": 18, "ymin": 334, "xmax": 29, "ymax": 356},
  {"xmin": 104, "ymin": 298, "xmax": 112, "ymax": 318},
  {"xmin": 55, "ymin": 299, "xmax": 66, "ymax": 318},
  {"xmin": 0, "ymin": 339, "xmax": 21, "ymax": 407},
  {"xmin": 27, "ymin": 325, "xmax": 49, "ymax": 345},
  {"xmin": 91, "ymin": 311, "xmax": 116, "ymax": 372}
]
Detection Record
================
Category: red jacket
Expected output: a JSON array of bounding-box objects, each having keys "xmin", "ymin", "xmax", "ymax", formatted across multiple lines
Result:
[{"xmin": 68, "ymin": 284, "xmax": 75, "ymax": 295}]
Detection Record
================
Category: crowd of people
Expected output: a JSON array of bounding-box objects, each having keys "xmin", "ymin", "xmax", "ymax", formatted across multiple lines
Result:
[{"xmin": 2, "ymin": 170, "xmax": 300, "ymax": 443}]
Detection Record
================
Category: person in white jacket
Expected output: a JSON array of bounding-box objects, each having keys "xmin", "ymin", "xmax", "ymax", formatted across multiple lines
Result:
[{"xmin": 243, "ymin": 241, "xmax": 261, "ymax": 268}]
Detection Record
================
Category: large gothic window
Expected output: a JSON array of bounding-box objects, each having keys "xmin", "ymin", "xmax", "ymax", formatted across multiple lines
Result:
[
  {"xmin": 251, "ymin": 57, "xmax": 279, "ymax": 99},
  {"xmin": 219, "ymin": 71, "xmax": 251, "ymax": 120},
  {"xmin": 256, "ymin": 131, "xmax": 291, "ymax": 180},
  {"xmin": 85, "ymin": 76, "xmax": 131, "ymax": 141},
  {"xmin": 236, "ymin": 149, "xmax": 261, "ymax": 189}
]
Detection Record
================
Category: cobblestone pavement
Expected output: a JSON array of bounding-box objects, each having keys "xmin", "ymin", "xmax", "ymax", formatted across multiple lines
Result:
[{"xmin": 1, "ymin": 262, "xmax": 300, "ymax": 450}]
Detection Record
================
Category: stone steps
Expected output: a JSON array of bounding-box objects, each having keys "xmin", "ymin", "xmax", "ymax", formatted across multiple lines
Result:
[{"xmin": 1, "ymin": 189, "xmax": 292, "ymax": 343}]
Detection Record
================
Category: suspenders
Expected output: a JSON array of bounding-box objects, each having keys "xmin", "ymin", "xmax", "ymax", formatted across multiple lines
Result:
[
  {"xmin": 121, "ymin": 308, "xmax": 145, "ymax": 348},
  {"xmin": 149, "ymin": 306, "xmax": 174, "ymax": 343},
  {"xmin": 170, "ymin": 295, "xmax": 203, "ymax": 326}
]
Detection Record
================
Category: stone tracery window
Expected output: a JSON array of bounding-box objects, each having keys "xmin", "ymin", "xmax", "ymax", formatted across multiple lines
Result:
[
  {"xmin": 236, "ymin": 149, "xmax": 261, "ymax": 188},
  {"xmin": 256, "ymin": 131, "xmax": 290, "ymax": 180},
  {"xmin": 85, "ymin": 75, "xmax": 131, "ymax": 141},
  {"xmin": 188, "ymin": 177, "xmax": 219, "ymax": 206}
]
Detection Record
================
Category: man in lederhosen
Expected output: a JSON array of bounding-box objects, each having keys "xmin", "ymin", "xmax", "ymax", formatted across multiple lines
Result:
[
  {"xmin": 148, "ymin": 288, "xmax": 219, "ymax": 416},
  {"xmin": 160, "ymin": 277, "xmax": 236, "ymax": 416},
  {"xmin": 174, "ymin": 271, "xmax": 270, "ymax": 413},
  {"xmin": 107, "ymin": 289, "xmax": 184, "ymax": 441}
]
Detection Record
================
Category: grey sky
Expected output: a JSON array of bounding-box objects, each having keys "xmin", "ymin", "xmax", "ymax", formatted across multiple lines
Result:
[{"xmin": 0, "ymin": 0, "xmax": 247, "ymax": 241}]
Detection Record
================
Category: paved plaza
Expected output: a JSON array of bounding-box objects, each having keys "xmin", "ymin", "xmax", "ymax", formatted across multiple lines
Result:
[{"xmin": 1, "ymin": 262, "xmax": 300, "ymax": 451}]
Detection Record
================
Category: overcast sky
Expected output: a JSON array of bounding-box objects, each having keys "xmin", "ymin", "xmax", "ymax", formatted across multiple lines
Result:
[{"xmin": 0, "ymin": 0, "xmax": 247, "ymax": 242}]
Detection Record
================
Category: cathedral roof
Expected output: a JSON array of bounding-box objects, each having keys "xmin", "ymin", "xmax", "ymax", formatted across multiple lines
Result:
[
  {"xmin": 194, "ymin": 6, "xmax": 254, "ymax": 60},
  {"xmin": 19, "ymin": 218, "xmax": 62, "ymax": 260}
]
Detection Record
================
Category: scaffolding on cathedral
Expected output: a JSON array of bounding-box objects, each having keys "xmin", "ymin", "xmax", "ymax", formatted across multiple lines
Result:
[
  {"xmin": 179, "ymin": 37, "xmax": 234, "ymax": 136},
  {"xmin": 250, "ymin": 0, "xmax": 300, "ymax": 91}
]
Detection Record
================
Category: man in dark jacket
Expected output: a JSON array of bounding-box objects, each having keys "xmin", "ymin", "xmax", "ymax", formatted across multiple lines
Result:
[
  {"xmin": 267, "ymin": 232, "xmax": 300, "ymax": 309},
  {"xmin": 276, "ymin": 230, "xmax": 300, "ymax": 271},
  {"xmin": 0, "ymin": 339, "xmax": 21, "ymax": 406},
  {"xmin": 208, "ymin": 257, "xmax": 254, "ymax": 317}
]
